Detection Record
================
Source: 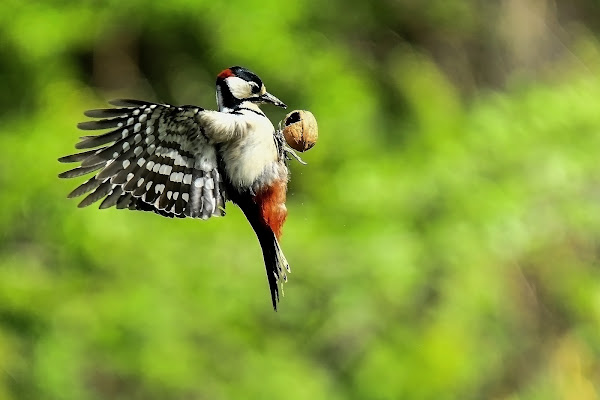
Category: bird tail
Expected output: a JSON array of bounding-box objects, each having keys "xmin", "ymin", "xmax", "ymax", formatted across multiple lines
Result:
[
  {"xmin": 241, "ymin": 204, "xmax": 290, "ymax": 310},
  {"xmin": 258, "ymin": 227, "xmax": 290, "ymax": 310}
]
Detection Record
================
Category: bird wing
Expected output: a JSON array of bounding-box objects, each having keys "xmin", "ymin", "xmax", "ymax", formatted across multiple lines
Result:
[{"xmin": 59, "ymin": 99, "xmax": 227, "ymax": 219}]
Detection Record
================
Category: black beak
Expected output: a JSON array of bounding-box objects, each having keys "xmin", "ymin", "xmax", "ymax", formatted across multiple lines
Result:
[{"xmin": 259, "ymin": 92, "xmax": 287, "ymax": 108}]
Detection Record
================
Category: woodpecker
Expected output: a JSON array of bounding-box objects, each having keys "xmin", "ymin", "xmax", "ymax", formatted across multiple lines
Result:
[{"xmin": 59, "ymin": 66, "xmax": 294, "ymax": 310}]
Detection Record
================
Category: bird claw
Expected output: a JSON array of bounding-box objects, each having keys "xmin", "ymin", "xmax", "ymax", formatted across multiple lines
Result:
[{"xmin": 284, "ymin": 144, "xmax": 307, "ymax": 165}]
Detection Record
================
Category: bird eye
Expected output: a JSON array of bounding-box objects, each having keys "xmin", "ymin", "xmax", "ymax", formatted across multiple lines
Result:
[{"xmin": 250, "ymin": 82, "xmax": 260, "ymax": 94}]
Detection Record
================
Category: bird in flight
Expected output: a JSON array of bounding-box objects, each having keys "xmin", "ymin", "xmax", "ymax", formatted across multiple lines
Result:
[{"xmin": 59, "ymin": 66, "xmax": 296, "ymax": 310}]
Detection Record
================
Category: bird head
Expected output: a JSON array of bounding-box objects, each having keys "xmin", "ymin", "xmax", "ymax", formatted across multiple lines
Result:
[{"xmin": 216, "ymin": 66, "xmax": 286, "ymax": 111}]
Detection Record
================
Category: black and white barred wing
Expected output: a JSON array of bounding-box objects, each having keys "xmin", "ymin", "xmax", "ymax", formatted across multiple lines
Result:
[{"xmin": 59, "ymin": 100, "xmax": 226, "ymax": 219}]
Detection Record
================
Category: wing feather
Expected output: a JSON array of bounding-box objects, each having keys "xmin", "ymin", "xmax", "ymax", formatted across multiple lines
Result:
[
  {"xmin": 99, "ymin": 185, "xmax": 124, "ymax": 209},
  {"xmin": 59, "ymin": 100, "xmax": 227, "ymax": 219},
  {"xmin": 58, "ymin": 163, "xmax": 105, "ymax": 179},
  {"xmin": 78, "ymin": 180, "xmax": 113, "ymax": 208},
  {"xmin": 83, "ymin": 108, "xmax": 130, "ymax": 118},
  {"xmin": 67, "ymin": 177, "xmax": 103, "ymax": 198},
  {"xmin": 58, "ymin": 149, "xmax": 99, "ymax": 163}
]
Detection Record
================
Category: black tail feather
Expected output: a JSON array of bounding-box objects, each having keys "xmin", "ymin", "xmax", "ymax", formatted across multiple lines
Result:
[
  {"xmin": 238, "ymin": 200, "xmax": 289, "ymax": 311},
  {"xmin": 258, "ymin": 228, "xmax": 282, "ymax": 309}
]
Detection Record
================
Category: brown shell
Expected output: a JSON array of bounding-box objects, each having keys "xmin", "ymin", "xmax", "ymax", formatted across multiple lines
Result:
[{"xmin": 281, "ymin": 110, "xmax": 318, "ymax": 152}]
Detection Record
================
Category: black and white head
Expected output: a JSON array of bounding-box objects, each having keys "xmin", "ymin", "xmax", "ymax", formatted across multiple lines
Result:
[{"xmin": 216, "ymin": 66, "xmax": 286, "ymax": 111}]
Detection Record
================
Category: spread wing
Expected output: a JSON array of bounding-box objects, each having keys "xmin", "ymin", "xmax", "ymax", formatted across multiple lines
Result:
[{"xmin": 59, "ymin": 99, "xmax": 227, "ymax": 219}]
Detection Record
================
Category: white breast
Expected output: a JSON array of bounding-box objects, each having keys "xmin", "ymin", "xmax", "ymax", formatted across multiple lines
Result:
[{"xmin": 219, "ymin": 108, "xmax": 281, "ymax": 189}]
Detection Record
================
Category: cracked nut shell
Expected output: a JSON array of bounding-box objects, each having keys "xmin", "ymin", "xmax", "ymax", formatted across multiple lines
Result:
[{"xmin": 282, "ymin": 110, "xmax": 318, "ymax": 152}]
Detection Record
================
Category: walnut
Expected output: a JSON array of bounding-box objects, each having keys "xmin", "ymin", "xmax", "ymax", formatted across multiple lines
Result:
[{"xmin": 281, "ymin": 110, "xmax": 318, "ymax": 152}]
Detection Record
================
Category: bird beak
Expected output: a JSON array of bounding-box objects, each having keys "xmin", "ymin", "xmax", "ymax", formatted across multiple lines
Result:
[{"xmin": 260, "ymin": 92, "xmax": 287, "ymax": 108}]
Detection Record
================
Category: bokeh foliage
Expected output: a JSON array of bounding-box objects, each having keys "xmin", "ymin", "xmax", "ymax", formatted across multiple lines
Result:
[{"xmin": 1, "ymin": 1, "xmax": 600, "ymax": 399}]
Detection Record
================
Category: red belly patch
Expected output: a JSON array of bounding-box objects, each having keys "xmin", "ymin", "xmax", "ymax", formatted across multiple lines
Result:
[{"xmin": 254, "ymin": 180, "xmax": 288, "ymax": 239}]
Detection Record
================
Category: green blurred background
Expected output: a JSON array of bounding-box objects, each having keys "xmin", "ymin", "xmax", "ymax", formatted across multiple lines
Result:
[{"xmin": 2, "ymin": 1, "xmax": 600, "ymax": 399}]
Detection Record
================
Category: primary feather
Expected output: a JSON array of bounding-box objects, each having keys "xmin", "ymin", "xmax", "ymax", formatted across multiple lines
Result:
[{"xmin": 60, "ymin": 100, "xmax": 226, "ymax": 219}]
